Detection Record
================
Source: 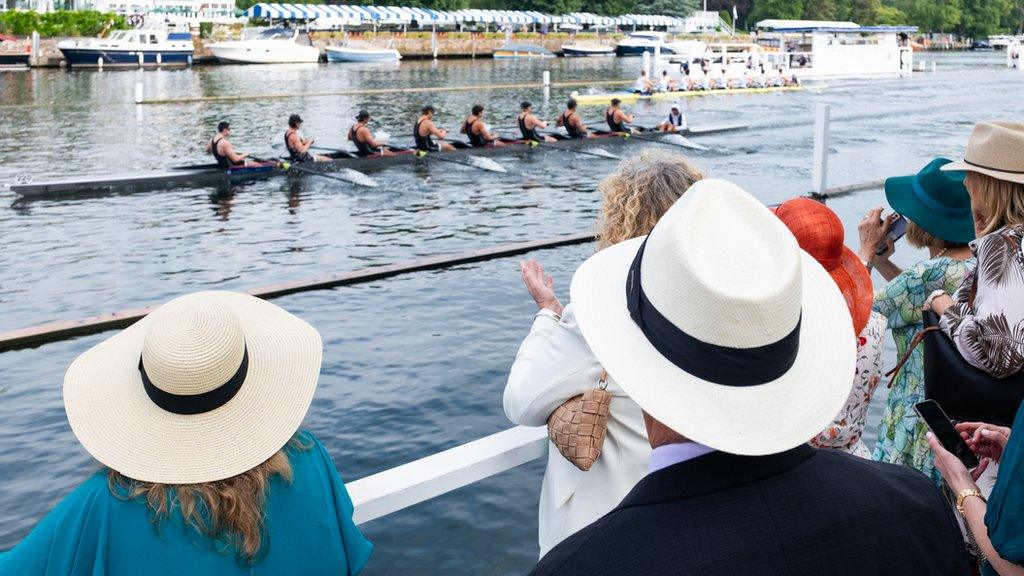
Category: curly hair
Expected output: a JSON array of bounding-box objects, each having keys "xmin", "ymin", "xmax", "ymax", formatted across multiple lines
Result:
[{"xmin": 597, "ymin": 149, "xmax": 704, "ymax": 249}]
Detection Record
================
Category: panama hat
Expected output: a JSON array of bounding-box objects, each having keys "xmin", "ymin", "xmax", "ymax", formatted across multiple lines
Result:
[
  {"xmin": 772, "ymin": 198, "xmax": 873, "ymax": 335},
  {"xmin": 887, "ymin": 158, "xmax": 974, "ymax": 244},
  {"xmin": 570, "ymin": 179, "xmax": 855, "ymax": 456},
  {"xmin": 63, "ymin": 291, "xmax": 321, "ymax": 484},
  {"xmin": 942, "ymin": 121, "xmax": 1024, "ymax": 185}
]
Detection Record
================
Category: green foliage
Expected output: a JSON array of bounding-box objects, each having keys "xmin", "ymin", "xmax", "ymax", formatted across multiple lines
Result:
[
  {"xmin": 749, "ymin": 0, "xmax": 1019, "ymax": 32},
  {"xmin": 199, "ymin": 21, "xmax": 213, "ymax": 38},
  {"xmin": 635, "ymin": 0, "xmax": 700, "ymax": 17},
  {"xmin": 961, "ymin": 0, "xmax": 1013, "ymax": 34},
  {"xmin": 236, "ymin": 0, "xmax": 322, "ymax": 10},
  {"xmin": 803, "ymin": 0, "xmax": 847, "ymax": 20},
  {"xmin": 749, "ymin": 0, "xmax": 803, "ymax": 23},
  {"xmin": 0, "ymin": 10, "xmax": 127, "ymax": 37},
  {"xmin": 719, "ymin": 9, "xmax": 733, "ymax": 24},
  {"xmin": 892, "ymin": 0, "xmax": 962, "ymax": 31}
]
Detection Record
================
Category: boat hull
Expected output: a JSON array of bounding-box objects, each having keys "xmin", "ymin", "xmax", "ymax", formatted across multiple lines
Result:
[
  {"xmin": 493, "ymin": 51, "xmax": 554, "ymax": 59},
  {"xmin": 0, "ymin": 53, "xmax": 30, "ymax": 68},
  {"xmin": 208, "ymin": 43, "xmax": 320, "ymax": 64},
  {"xmin": 11, "ymin": 125, "xmax": 747, "ymax": 198},
  {"xmin": 59, "ymin": 47, "xmax": 193, "ymax": 67},
  {"xmin": 325, "ymin": 47, "xmax": 401, "ymax": 62},
  {"xmin": 561, "ymin": 46, "xmax": 615, "ymax": 57},
  {"xmin": 614, "ymin": 44, "xmax": 674, "ymax": 56}
]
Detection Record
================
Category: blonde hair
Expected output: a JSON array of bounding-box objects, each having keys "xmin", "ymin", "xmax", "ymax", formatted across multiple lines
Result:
[
  {"xmin": 597, "ymin": 150, "xmax": 704, "ymax": 249},
  {"xmin": 970, "ymin": 172, "xmax": 1024, "ymax": 236},
  {"xmin": 905, "ymin": 220, "xmax": 967, "ymax": 251},
  {"xmin": 107, "ymin": 434, "xmax": 309, "ymax": 563}
]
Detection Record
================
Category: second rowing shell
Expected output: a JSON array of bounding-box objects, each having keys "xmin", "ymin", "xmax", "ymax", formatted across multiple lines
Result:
[
  {"xmin": 10, "ymin": 124, "xmax": 747, "ymax": 199},
  {"xmin": 570, "ymin": 85, "xmax": 809, "ymax": 106}
]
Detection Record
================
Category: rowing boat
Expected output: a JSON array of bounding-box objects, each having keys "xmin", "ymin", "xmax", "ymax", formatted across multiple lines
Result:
[
  {"xmin": 570, "ymin": 85, "xmax": 807, "ymax": 106},
  {"xmin": 10, "ymin": 124, "xmax": 747, "ymax": 198}
]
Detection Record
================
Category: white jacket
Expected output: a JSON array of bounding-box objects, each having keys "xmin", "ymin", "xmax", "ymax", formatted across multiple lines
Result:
[{"xmin": 504, "ymin": 304, "xmax": 651, "ymax": 557}]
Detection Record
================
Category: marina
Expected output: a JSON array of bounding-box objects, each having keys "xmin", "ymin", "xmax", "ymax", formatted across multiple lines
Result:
[{"xmin": 1, "ymin": 29, "xmax": 1023, "ymax": 574}]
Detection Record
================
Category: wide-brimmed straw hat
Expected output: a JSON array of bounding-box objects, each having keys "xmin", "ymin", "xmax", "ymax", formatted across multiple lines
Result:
[
  {"xmin": 942, "ymin": 121, "xmax": 1024, "ymax": 185},
  {"xmin": 772, "ymin": 198, "xmax": 873, "ymax": 335},
  {"xmin": 63, "ymin": 291, "xmax": 322, "ymax": 484},
  {"xmin": 571, "ymin": 179, "xmax": 855, "ymax": 456},
  {"xmin": 888, "ymin": 158, "xmax": 974, "ymax": 244}
]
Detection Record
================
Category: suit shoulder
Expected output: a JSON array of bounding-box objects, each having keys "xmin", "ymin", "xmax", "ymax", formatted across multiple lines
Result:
[{"xmin": 530, "ymin": 508, "xmax": 639, "ymax": 575}]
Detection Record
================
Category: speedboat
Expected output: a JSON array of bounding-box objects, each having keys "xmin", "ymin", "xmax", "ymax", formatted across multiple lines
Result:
[
  {"xmin": 208, "ymin": 28, "xmax": 319, "ymax": 64},
  {"xmin": 0, "ymin": 34, "xmax": 29, "ymax": 69},
  {"xmin": 492, "ymin": 44, "xmax": 554, "ymax": 59},
  {"xmin": 325, "ymin": 41, "xmax": 401, "ymax": 62},
  {"xmin": 561, "ymin": 42, "xmax": 615, "ymax": 57},
  {"xmin": 57, "ymin": 28, "xmax": 194, "ymax": 68},
  {"xmin": 615, "ymin": 31, "xmax": 672, "ymax": 56}
]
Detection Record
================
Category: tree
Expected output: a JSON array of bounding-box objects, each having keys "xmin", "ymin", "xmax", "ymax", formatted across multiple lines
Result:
[
  {"xmin": 636, "ymin": 0, "xmax": 699, "ymax": 17},
  {"xmin": 590, "ymin": 0, "xmax": 640, "ymax": 16},
  {"xmin": 891, "ymin": 0, "xmax": 962, "ymax": 31},
  {"xmin": 961, "ymin": 0, "xmax": 1013, "ymax": 34},
  {"xmin": 802, "ymin": 0, "xmax": 846, "ymax": 21},
  {"xmin": 748, "ymin": 0, "xmax": 804, "ymax": 25}
]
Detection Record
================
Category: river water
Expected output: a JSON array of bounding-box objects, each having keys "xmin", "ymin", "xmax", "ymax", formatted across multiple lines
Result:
[{"xmin": 1, "ymin": 51, "xmax": 1022, "ymax": 573}]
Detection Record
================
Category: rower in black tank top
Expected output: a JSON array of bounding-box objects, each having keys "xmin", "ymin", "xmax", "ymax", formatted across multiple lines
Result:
[
  {"xmin": 348, "ymin": 124, "xmax": 375, "ymax": 157},
  {"xmin": 285, "ymin": 129, "xmax": 314, "ymax": 163},
  {"xmin": 606, "ymin": 108, "xmax": 627, "ymax": 133},
  {"xmin": 414, "ymin": 119, "xmax": 438, "ymax": 152},
  {"xmin": 518, "ymin": 113, "xmax": 541, "ymax": 142},
  {"xmin": 465, "ymin": 117, "xmax": 488, "ymax": 147},
  {"xmin": 560, "ymin": 111, "xmax": 583, "ymax": 139},
  {"xmin": 210, "ymin": 136, "xmax": 241, "ymax": 168}
]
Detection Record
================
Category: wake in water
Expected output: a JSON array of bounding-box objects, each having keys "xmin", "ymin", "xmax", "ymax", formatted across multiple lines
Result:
[
  {"xmin": 589, "ymin": 148, "xmax": 621, "ymax": 159},
  {"xmin": 663, "ymin": 134, "xmax": 710, "ymax": 151},
  {"xmin": 339, "ymin": 169, "xmax": 379, "ymax": 188},
  {"xmin": 468, "ymin": 157, "xmax": 507, "ymax": 173}
]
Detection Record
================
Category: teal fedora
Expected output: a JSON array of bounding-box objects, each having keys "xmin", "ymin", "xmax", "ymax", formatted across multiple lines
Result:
[{"xmin": 885, "ymin": 157, "xmax": 975, "ymax": 244}]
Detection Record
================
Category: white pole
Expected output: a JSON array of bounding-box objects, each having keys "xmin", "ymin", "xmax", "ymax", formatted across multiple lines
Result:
[
  {"xmin": 156, "ymin": 53, "xmax": 162, "ymax": 65},
  {"xmin": 31, "ymin": 31, "xmax": 40, "ymax": 67},
  {"xmin": 134, "ymin": 82, "xmax": 144, "ymax": 104},
  {"xmin": 812, "ymin": 103, "xmax": 830, "ymax": 196},
  {"xmin": 932, "ymin": 61, "xmax": 936, "ymax": 72},
  {"xmin": 654, "ymin": 44, "xmax": 661, "ymax": 71},
  {"xmin": 138, "ymin": 52, "xmax": 144, "ymax": 66},
  {"xmin": 642, "ymin": 50, "xmax": 650, "ymax": 79},
  {"xmin": 542, "ymin": 70, "xmax": 550, "ymax": 87},
  {"xmin": 97, "ymin": 56, "xmax": 103, "ymax": 68}
]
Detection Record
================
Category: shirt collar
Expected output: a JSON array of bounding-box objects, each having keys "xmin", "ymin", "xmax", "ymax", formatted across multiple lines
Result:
[{"xmin": 648, "ymin": 442, "xmax": 716, "ymax": 474}]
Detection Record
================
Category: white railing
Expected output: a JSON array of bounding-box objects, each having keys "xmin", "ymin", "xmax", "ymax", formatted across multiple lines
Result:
[{"xmin": 347, "ymin": 425, "xmax": 548, "ymax": 525}]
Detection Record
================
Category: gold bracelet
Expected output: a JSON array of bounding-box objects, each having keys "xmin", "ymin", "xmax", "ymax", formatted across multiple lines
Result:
[{"xmin": 956, "ymin": 488, "xmax": 986, "ymax": 516}]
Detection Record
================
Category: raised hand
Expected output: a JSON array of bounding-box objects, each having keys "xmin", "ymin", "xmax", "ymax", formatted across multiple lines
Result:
[{"xmin": 520, "ymin": 259, "xmax": 563, "ymax": 316}]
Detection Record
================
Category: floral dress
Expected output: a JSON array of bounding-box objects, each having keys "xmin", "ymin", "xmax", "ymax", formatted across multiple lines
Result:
[
  {"xmin": 812, "ymin": 311, "xmax": 886, "ymax": 458},
  {"xmin": 872, "ymin": 256, "xmax": 976, "ymax": 482}
]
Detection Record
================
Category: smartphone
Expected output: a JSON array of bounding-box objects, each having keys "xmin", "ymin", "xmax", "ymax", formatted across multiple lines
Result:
[
  {"xmin": 914, "ymin": 400, "xmax": 980, "ymax": 470},
  {"xmin": 876, "ymin": 214, "xmax": 908, "ymax": 255}
]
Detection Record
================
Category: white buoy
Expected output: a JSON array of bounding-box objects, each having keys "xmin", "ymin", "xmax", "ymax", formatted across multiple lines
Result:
[
  {"xmin": 932, "ymin": 62, "xmax": 936, "ymax": 73},
  {"xmin": 542, "ymin": 70, "xmax": 550, "ymax": 87},
  {"xmin": 138, "ymin": 52, "xmax": 144, "ymax": 66},
  {"xmin": 917, "ymin": 60, "xmax": 925, "ymax": 71},
  {"xmin": 187, "ymin": 54, "xmax": 193, "ymax": 66},
  {"xmin": 812, "ymin": 103, "xmax": 831, "ymax": 196},
  {"xmin": 97, "ymin": 56, "xmax": 103, "ymax": 68},
  {"xmin": 156, "ymin": 53, "xmax": 161, "ymax": 65},
  {"xmin": 134, "ymin": 82, "xmax": 144, "ymax": 104}
]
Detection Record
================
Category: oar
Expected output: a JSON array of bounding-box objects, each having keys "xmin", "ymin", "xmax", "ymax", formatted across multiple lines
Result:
[
  {"xmin": 531, "ymin": 134, "xmax": 621, "ymax": 160},
  {"xmin": 254, "ymin": 156, "xmax": 379, "ymax": 188},
  {"xmin": 395, "ymin": 144, "xmax": 508, "ymax": 173},
  {"xmin": 621, "ymin": 125, "xmax": 709, "ymax": 151}
]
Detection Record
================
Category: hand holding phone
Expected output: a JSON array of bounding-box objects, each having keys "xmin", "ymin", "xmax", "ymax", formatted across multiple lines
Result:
[
  {"xmin": 876, "ymin": 213, "xmax": 908, "ymax": 256},
  {"xmin": 915, "ymin": 400, "xmax": 980, "ymax": 470}
]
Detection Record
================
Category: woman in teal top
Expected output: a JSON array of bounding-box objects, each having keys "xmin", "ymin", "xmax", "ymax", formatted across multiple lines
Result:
[{"xmin": 0, "ymin": 291, "xmax": 371, "ymax": 575}]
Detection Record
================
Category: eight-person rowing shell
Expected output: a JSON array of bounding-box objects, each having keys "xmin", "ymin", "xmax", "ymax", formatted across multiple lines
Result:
[
  {"xmin": 656, "ymin": 104, "xmax": 687, "ymax": 133},
  {"xmin": 205, "ymin": 121, "xmax": 251, "ymax": 168},
  {"xmin": 518, "ymin": 101, "xmax": 556, "ymax": 143},
  {"xmin": 556, "ymin": 98, "xmax": 589, "ymax": 139},
  {"xmin": 285, "ymin": 114, "xmax": 330, "ymax": 163},
  {"xmin": 414, "ymin": 105, "xmax": 455, "ymax": 152},
  {"xmin": 348, "ymin": 110, "xmax": 393, "ymax": 157},
  {"xmin": 461, "ymin": 104, "xmax": 505, "ymax": 147},
  {"xmin": 606, "ymin": 98, "xmax": 638, "ymax": 134}
]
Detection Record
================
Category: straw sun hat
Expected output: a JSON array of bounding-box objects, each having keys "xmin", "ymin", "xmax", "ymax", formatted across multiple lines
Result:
[
  {"xmin": 570, "ymin": 179, "xmax": 856, "ymax": 456},
  {"xmin": 942, "ymin": 121, "xmax": 1024, "ymax": 185},
  {"xmin": 63, "ymin": 291, "xmax": 322, "ymax": 484}
]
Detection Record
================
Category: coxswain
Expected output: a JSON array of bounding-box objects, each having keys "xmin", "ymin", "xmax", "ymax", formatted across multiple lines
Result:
[
  {"xmin": 347, "ymin": 110, "xmax": 392, "ymax": 157},
  {"xmin": 605, "ymin": 98, "xmax": 636, "ymax": 134},
  {"xmin": 461, "ymin": 104, "xmax": 505, "ymax": 147},
  {"xmin": 656, "ymin": 104, "xmax": 687, "ymax": 133},
  {"xmin": 556, "ymin": 98, "xmax": 588, "ymax": 139},
  {"xmin": 205, "ymin": 121, "xmax": 249, "ymax": 168},
  {"xmin": 632, "ymin": 69, "xmax": 654, "ymax": 95},
  {"xmin": 517, "ymin": 101, "xmax": 556, "ymax": 142},
  {"xmin": 284, "ymin": 114, "xmax": 329, "ymax": 163},
  {"xmin": 414, "ymin": 105, "xmax": 455, "ymax": 152}
]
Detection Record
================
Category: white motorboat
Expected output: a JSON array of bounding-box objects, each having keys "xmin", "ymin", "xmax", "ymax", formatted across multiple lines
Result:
[
  {"xmin": 561, "ymin": 42, "xmax": 615, "ymax": 57},
  {"xmin": 58, "ymin": 27, "xmax": 194, "ymax": 68},
  {"xmin": 325, "ymin": 41, "xmax": 401, "ymax": 62},
  {"xmin": 615, "ymin": 31, "xmax": 670, "ymax": 56},
  {"xmin": 208, "ymin": 27, "xmax": 319, "ymax": 64}
]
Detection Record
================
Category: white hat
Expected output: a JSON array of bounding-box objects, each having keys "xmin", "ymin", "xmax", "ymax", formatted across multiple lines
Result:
[
  {"xmin": 570, "ymin": 179, "xmax": 855, "ymax": 456},
  {"xmin": 63, "ymin": 291, "xmax": 322, "ymax": 484}
]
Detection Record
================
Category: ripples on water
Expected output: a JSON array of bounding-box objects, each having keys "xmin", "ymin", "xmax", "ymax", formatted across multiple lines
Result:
[{"xmin": 1, "ymin": 52, "xmax": 1022, "ymax": 574}]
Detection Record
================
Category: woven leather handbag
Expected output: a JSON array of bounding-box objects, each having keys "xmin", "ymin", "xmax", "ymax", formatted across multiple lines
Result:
[{"xmin": 547, "ymin": 370, "xmax": 612, "ymax": 472}]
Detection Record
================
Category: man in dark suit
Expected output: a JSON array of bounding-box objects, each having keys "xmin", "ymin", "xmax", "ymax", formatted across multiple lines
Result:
[{"xmin": 534, "ymin": 180, "xmax": 971, "ymax": 575}]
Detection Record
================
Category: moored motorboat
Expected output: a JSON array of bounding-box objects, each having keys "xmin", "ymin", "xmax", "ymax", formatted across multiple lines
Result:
[
  {"xmin": 208, "ymin": 28, "xmax": 319, "ymax": 64},
  {"xmin": 57, "ymin": 28, "xmax": 194, "ymax": 68},
  {"xmin": 0, "ymin": 34, "xmax": 30, "ymax": 69},
  {"xmin": 326, "ymin": 41, "xmax": 401, "ymax": 62},
  {"xmin": 614, "ymin": 31, "xmax": 673, "ymax": 56},
  {"xmin": 492, "ymin": 44, "xmax": 555, "ymax": 59},
  {"xmin": 561, "ymin": 42, "xmax": 615, "ymax": 57}
]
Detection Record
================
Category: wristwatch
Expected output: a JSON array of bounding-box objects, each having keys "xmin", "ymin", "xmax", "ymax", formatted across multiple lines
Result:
[
  {"xmin": 924, "ymin": 289, "xmax": 948, "ymax": 311},
  {"xmin": 956, "ymin": 488, "xmax": 986, "ymax": 516}
]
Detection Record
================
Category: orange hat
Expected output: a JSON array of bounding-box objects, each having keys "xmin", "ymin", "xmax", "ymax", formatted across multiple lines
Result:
[{"xmin": 771, "ymin": 198, "xmax": 873, "ymax": 335}]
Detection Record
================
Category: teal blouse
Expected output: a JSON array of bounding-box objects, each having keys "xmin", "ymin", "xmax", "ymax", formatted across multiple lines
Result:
[{"xmin": 0, "ymin": 430, "xmax": 372, "ymax": 576}]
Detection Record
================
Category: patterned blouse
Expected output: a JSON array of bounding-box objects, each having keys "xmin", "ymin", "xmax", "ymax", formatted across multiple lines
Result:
[
  {"xmin": 812, "ymin": 311, "xmax": 886, "ymax": 458},
  {"xmin": 941, "ymin": 226, "xmax": 1024, "ymax": 378},
  {"xmin": 872, "ymin": 255, "xmax": 976, "ymax": 483}
]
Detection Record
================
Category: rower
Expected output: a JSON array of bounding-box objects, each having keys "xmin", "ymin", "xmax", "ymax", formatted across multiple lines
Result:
[
  {"xmin": 414, "ymin": 105, "xmax": 455, "ymax": 152},
  {"xmin": 657, "ymin": 70, "xmax": 677, "ymax": 92},
  {"xmin": 632, "ymin": 69, "xmax": 654, "ymax": 95},
  {"xmin": 605, "ymin": 98, "xmax": 636, "ymax": 134},
  {"xmin": 284, "ymin": 114, "xmax": 329, "ymax": 163},
  {"xmin": 556, "ymin": 98, "xmax": 588, "ymax": 139},
  {"xmin": 347, "ymin": 110, "xmax": 392, "ymax": 157},
  {"xmin": 656, "ymin": 104, "xmax": 687, "ymax": 133},
  {"xmin": 518, "ymin": 101, "xmax": 556, "ymax": 143},
  {"xmin": 205, "ymin": 121, "xmax": 249, "ymax": 168},
  {"xmin": 461, "ymin": 104, "xmax": 505, "ymax": 147}
]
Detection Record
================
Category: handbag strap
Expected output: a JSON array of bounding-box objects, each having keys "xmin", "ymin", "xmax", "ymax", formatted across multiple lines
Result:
[
  {"xmin": 885, "ymin": 325, "xmax": 942, "ymax": 388},
  {"xmin": 598, "ymin": 369, "xmax": 608, "ymax": 391}
]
